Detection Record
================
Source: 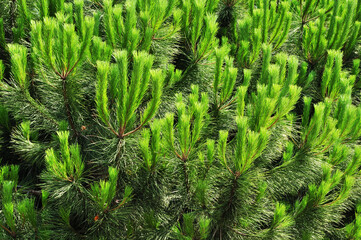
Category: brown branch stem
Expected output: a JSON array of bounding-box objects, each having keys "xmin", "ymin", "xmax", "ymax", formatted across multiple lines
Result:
[
  {"xmin": 0, "ymin": 223, "xmax": 15, "ymax": 238},
  {"xmin": 122, "ymin": 123, "xmax": 144, "ymax": 138},
  {"xmin": 62, "ymin": 76, "xmax": 79, "ymax": 138},
  {"xmin": 110, "ymin": 196, "xmax": 130, "ymax": 212}
]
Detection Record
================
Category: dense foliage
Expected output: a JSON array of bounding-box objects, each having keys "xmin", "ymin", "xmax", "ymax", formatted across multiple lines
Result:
[{"xmin": 0, "ymin": 0, "xmax": 361, "ymax": 239}]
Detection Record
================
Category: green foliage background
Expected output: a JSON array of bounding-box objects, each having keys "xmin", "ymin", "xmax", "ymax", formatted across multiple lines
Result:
[{"xmin": 0, "ymin": 0, "xmax": 361, "ymax": 239}]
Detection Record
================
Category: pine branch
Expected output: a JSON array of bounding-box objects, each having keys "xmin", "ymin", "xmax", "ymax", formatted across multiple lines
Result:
[{"xmin": 61, "ymin": 76, "xmax": 78, "ymax": 138}]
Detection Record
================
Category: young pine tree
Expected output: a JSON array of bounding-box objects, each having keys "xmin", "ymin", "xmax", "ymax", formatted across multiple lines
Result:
[{"xmin": 0, "ymin": 0, "xmax": 361, "ymax": 239}]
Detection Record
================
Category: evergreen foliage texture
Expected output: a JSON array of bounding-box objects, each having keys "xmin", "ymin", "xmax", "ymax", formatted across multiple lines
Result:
[{"xmin": 1, "ymin": 0, "xmax": 361, "ymax": 239}]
